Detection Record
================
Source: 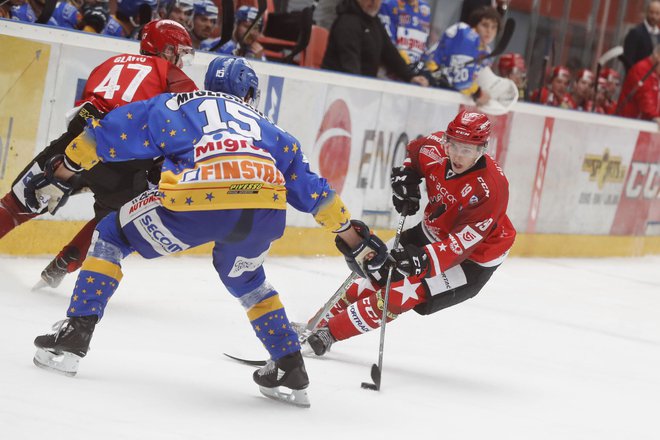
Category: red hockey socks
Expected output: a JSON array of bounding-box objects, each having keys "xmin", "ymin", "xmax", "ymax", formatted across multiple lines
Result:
[
  {"xmin": 0, "ymin": 192, "xmax": 37, "ymax": 239},
  {"xmin": 327, "ymin": 276, "xmax": 428, "ymax": 341}
]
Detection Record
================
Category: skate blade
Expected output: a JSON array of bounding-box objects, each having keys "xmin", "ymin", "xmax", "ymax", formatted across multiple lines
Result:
[
  {"xmin": 258, "ymin": 386, "xmax": 311, "ymax": 408},
  {"xmin": 33, "ymin": 348, "xmax": 80, "ymax": 377}
]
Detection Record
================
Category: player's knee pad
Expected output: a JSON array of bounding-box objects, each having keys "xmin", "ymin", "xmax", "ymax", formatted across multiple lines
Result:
[{"xmin": 234, "ymin": 280, "xmax": 277, "ymax": 309}]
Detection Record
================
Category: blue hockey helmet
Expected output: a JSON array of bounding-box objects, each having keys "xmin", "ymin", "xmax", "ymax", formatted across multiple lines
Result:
[
  {"xmin": 116, "ymin": 0, "xmax": 157, "ymax": 18},
  {"xmin": 234, "ymin": 5, "xmax": 262, "ymax": 30},
  {"xmin": 192, "ymin": 0, "xmax": 218, "ymax": 19},
  {"xmin": 204, "ymin": 56, "xmax": 260, "ymax": 106}
]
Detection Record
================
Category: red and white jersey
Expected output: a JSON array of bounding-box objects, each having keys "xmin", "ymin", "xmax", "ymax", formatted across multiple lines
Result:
[
  {"xmin": 405, "ymin": 131, "xmax": 516, "ymax": 274},
  {"xmin": 77, "ymin": 53, "xmax": 197, "ymax": 113}
]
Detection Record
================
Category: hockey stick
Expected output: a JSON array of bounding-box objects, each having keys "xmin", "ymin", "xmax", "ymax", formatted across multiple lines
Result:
[
  {"xmin": 591, "ymin": 46, "xmax": 623, "ymax": 112},
  {"xmin": 303, "ymin": 271, "xmax": 360, "ymax": 335},
  {"xmin": 535, "ymin": 36, "xmax": 554, "ymax": 103},
  {"xmin": 361, "ymin": 214, "xmax": 406, "ymax": 391},
  {"xmin": 209, "ymin": 0, "xmax": 236, "ymax": 52}
]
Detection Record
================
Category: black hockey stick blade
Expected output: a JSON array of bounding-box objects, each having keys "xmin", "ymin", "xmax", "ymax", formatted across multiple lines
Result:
[
  {"xmin": 223, "ymin": 353, "xmax": 268, "ymax": 366},
  {"xmin": 360, "ymin": 364, "xmax": 381, "ymax": 391}
]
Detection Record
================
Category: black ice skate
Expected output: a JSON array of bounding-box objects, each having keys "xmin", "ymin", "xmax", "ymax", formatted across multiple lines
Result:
[
  {"xmin": 306, "ymin": 327, "xmax": 335, "ymax": 356},
  {"xmin": 253, "ymin": 351, "xmax": 310, "ymax": 408},
  {"xmin": 33, "ymin": 316, "xmax": 97, "ymax": 377},
  {"xmin": 36, "ymin": 247, "xmax": 81, "ymax": 289}
]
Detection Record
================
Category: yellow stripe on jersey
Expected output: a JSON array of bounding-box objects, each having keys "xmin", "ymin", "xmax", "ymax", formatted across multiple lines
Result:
[
  {"xmin": 64, "ymin": 131, "xmax": 102, "ymax": 170},
  {"xmin": 80, "ymin": 257, "xmax": 124, "ymax": 282},
  {"xmin": 158, "ymin": 184, "xmax": 287, "ymax": 211},
  {"xmin": 247, "ymin": 294, "xmax": 284, "ymax": 321},
  {"xmin": 313, "ymin": 193, "xmax": 352, "ymax": 232}
]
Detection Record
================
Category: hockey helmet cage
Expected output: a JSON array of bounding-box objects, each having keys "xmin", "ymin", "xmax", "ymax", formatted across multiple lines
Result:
[
  {"xmin": 204, "ymin": 56, "xmax": 260, "ymax": 106},
  {"xmin": 140, "ymin": 19, "xmax": 194, "ymax": 66},
  {"xmin": 445, "ymin": 110, "xmax": 491, "ymax": 147}
]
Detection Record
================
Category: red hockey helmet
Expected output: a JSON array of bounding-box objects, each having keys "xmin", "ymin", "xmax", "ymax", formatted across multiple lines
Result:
[
  {"xmin": 498, "ymin": 53, "xmax": 526, "ymax": 76},
  {"xmin": 599, "ymin": 67, "xmax": 621, "ymax": 85},
  {"xmin": 550, "ymin": 66, "xmax": 571, "ymax": 81},
  {"xmin": 140, "ymin": 19, "xmax": 194, "ymax": 66},
  {"xmin": 445, "ymin": 111, "xmax": 491, "ymax": 146}
]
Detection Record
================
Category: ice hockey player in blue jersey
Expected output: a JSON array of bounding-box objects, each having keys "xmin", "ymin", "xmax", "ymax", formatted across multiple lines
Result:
[
  {"xmin": 426, "ymin": 6, "xmax": 500, "ymax": 105},
  {"xmin": 378, "ymin": 0, "xmax": 431, "ymax": 66},
  {"xmin": 31, "ymin": 56, "xmax": 388, "ymax": 408}
]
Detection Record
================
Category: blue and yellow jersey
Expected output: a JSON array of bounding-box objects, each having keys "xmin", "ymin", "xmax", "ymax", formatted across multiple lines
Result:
[
  {"xmin": 50, "ymin": 2, "xmax": 82, "ymax": 29},
  {"xmin": 426, "ymin": 22, "xmax": 491, "ymax": 95},
  {"xmin": 65, "ymin": 91, "xmax": 351, "ymax": 233},
  {"xmin": 378, "ymin": 0, "xmax": 431, "ymax": 65}
]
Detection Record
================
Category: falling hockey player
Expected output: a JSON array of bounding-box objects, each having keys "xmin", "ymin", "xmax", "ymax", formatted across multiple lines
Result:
[
  {"xmin": 30, "ymin": 56, "xmax": 388, "ymax": 408},
  {"xmin": 305, "ymin": 111, "xmax": 516, "ymax": 358}
]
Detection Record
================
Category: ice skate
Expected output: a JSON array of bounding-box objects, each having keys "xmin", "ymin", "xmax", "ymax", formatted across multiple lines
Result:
[
  {"xmin": 33, "ymin": 316, "xmax": 97, "ymax": 377},
  {"xmin": 306, "ymin": 327, "xmax": 335, "ymax": 356},
  {"xmin": 36, "ymin": 247, "xmax": 81, "ymax": 289},
  {"xmin": 253, "ymin": 351, "xmax": 310, "ymax": 408}
]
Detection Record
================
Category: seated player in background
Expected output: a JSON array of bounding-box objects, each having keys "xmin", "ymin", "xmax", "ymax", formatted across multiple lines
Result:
[
  {"xmin": 497, "ymin": 52, "xmax": 526, "ymax": 100},
  {"xmin": 425, "ymin": 6, "xmax": 500, "ymax": 107},
  {"xmin": 530, "ymin": 65, "xmax": 576, "ymax": 109}
]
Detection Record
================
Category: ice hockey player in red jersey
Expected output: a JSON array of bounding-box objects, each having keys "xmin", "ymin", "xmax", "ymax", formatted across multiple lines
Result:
[
  {"xmin": 0, "ymin": 19, "xmax": 197, "ymax": 288},
  {"xmin": 306, "ymin": 110, "xmax": 516, "ymax": 355}
]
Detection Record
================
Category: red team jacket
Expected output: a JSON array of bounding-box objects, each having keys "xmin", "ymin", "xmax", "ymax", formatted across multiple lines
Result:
[
  {"xmin": 405, "ymin": 132, "xmax": 516, "ymax": 276},
  {"xmin": 530, "ymin": 87, "xmax": 577, "ymax": 109},
  {"xmin": 618, "ymin": 56, "xmax": 660, "ymax": 120},
  {"xmin": 78, "ymin": 54, "xmax": 197, "ymax": 113}
]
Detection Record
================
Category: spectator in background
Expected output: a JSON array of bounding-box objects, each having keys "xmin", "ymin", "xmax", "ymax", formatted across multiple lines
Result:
[
  {"xmin": 0, "ymin": 1, "xmax": 10, "ymax": 18},
  {"xmin": 621, "ymin": 0, "xmax": 660, "ymax": 72},
  {"xmin": 378, "ymin": 0, "xmax": 431, "ymax": 68},
  {"xmin": 570, "ymin": 68, "xmax": 595, "ymax": 111},
  {"xmin": 618, "ymin": 44, "xmax": 660, "ymax": 128},
  {"xmin": 314, "ymin": 0, "xmax": 343, "ymax": 30},
  {"xmin": 530, "ymin": 66, "xmax": 576, "ymax": 109},
  {"xmin": 47, "ymin": 0, "xmax": 83, "ymax": 29},
  {"xmin": 322, "ymin": 0, "xmax": 428, "ymax": 86},
  {"xmin": 8, "ymin": 0, "xmax": 37, "ymax": 22},
  {"xmin": 497, "ymin": 52, "xmax": 526, "ymax": 100},
  {"xmin": 203, "ymin": 5, "xmax": 265, "ymax": 60},
  {"xmin": 190, "ymin": 0, "xmax": 218, "ymax": 49},
  {"xmin": 599, "ymin": 68, "xmax": 620, "ymax": 114},
  {"xmin": 103, "ymin": 0, "xmax": 158, "ymax": 38},
  {"xmin": 460, "ymin": 0, "xmax": 509, "ymax": 22},
  {"xmin": 426, "ymin": 6, "xmax": 500, "ymax": 106}
]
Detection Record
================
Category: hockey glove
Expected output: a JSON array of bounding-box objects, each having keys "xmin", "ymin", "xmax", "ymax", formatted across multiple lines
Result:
[
  {"xmin": 24, "ymin": 155, "xmax": 77, "ymax": 215},
  {"xmin": 391, "ymin": 166, "xmax": 422, "ymax": 216},
  {"xmin": 335, "ymin": 220, "xmax": 389, "ymax": 278},
  {"xmin": 390, "ymin": 244, "xmax": 430, "ymax": 278}
]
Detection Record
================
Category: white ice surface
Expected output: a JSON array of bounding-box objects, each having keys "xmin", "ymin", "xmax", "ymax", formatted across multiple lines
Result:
[{"xmin": 1, "ymin": 255, "xmax": 659, "ymax": 440}]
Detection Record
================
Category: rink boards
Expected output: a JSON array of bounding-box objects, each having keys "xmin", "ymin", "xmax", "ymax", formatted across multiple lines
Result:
[{"xmin": 1, "ymin": 20, "xmax": 658, "ymax": 257}]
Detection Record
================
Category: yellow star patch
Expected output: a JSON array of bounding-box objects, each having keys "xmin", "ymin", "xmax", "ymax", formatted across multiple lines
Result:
[
  {"xmin": 291, "ymin": 173, "xmax": 297, "ymax": 180},
  {"xmin": 169, "ymin": 129, "xmax": 176, "ymax": 137},
  {"xmin": 160, "ymin": 142, "xmax": 165, "ymax": 148},
  {"xmin": 143, "ymin": 140, "xmax": 150, "ymax": 147},
  {"xmin": 120, "ymin": 133, "xmax": 127, "ymax": 140},
  {"xmin": 292, "ymin": 143, "xmax": 299, "ymax": 153},
  {"xmin": 109, "ymin": 148, "xmax": 117, "ymax": 158},
  {"xmin": 283, "ymin": 146, "xmax": 289, "ymax": 152},
  {"xmin": 91, "ymin": 118, "xmax": 101, "ymax": 128},
  {"xmin": 311, "ymin": 192, "xmax": 319, "ymax": 199},
  {"xmin": 322, "ymin": 191, "xmax": 328, "ymax": 197},
  {"xmin": 96, "ymin": 289, "xmax": 102, "ymax": 296},
  {"xmin": 126, "ymin": 112, "xmax": 133, "ymax": 120},
  {"xmin": 86, "ymin": 276, "xmax": 95, "ymax": 283}
]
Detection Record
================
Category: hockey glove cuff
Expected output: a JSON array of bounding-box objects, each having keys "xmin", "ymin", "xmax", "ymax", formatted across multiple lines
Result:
[
  {"xmin": 390, "ymin": 244, "xmax": 430, "ymax": 278},
  {"xmin": 24, "ymin": 155, "xmax": 78, "ymax": 215},
  {"xmin": 335, "ymin": 220, "xmax": 388, "ymax": 278},
  {"xmin": 391, "ymin": 166, "xmax": 422, "ymax": 216}
]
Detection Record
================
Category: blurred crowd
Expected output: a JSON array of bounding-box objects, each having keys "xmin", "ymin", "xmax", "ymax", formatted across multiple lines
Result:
[{"xmin": 3, "ymin": 0, "xmax": 660, "ymax": 125}]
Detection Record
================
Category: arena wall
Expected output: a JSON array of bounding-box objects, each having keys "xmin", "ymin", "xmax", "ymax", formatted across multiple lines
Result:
[{"xmin": 1, "ymin": 20, "xmax": 659, "ymax": 257}]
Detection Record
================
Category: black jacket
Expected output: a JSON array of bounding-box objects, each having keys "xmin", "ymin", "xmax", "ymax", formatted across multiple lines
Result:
[
  {"xmin": 622, "ymin": 22, "xmax": 655, "ymax": 71},
  {"xmin": 321, "ymin": 0, "xmax": 412, "ymax": 80}
]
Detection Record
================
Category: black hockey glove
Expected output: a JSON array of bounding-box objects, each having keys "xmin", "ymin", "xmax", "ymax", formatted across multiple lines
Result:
[
  {"xmin": 390, "ymin": 244, "xmax": 430, "ymax": 278},
  {"xmin": 391, "ymin": 166, "xmax": 422, "ymax": 216},
  {"xmin": 24, "ymin": 155, "xmax": 78, "ymax": 215},
  {"xmin": 335, "ymin": 220, "xmax": 389, "ymax": 278}
]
